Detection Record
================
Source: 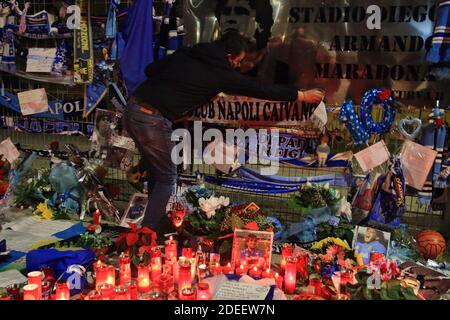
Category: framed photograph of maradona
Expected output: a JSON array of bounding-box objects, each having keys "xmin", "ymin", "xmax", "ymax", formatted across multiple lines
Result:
[
  {"xmin": 352, "ymin": 226, "xmax": 391, "ymax": 265},
  {"xmin": 120, "ymin": 193, "xmax": 148, "ymax": 228},
  {"xmin": 231, "ymin": 229, "xmax": 273, "ymax": 270}
]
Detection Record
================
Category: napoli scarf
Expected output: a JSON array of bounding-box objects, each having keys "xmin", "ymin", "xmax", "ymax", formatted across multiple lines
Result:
[{"xmin": 426, "ymin": 1, "xmax": 450, "ymax": 78}]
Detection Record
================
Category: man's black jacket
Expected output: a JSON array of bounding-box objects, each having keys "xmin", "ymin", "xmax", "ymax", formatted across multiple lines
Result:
[{"xmin": 132, "ymin": 40, "xmax": 299, "ymax": 122}]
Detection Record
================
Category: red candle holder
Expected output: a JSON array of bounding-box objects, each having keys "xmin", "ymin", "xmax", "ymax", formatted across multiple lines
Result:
[
  {"xmin": 262, "ymin": 268, "xmax": 275, "ymax": 279},
  {"xmin": 55, "ymin": 281, "xmax": 70, "ymax": 300},
  {"xmin": 210, "ymin": 263, "xmax": 223, "ymax": 276},
  {"xmin": 119, "ymin": 253, "xmax": 131, "ymax": 285},
  {"xmin": 274, "ymin": 273, "xmax": 283, "ymax": 289},
  {"xmin": 113, "ymin": 286, "xmax": 130, "ymax": 300},
  {"xmin": 106, "ymin": 265, "xmax": 116, "ymax": 286},
  {"xmin": 23, "ymin": 284, "xmax": 40, "ymax": 300},
  {"xmin": 165, "ymin": 236, "xmax": 178, "ymax": 263},
  {"xmin": 249, "ymin": 266, "xmax": 262, "ymax": 278},
  {"xmin": 137, "ymin": 264, "xmax": 151, "ymax": 293},
  {"xmin": 124, "ymin": 280, "xmax": 138, "ymax": 300},
  {"xmin": 179, "ymin": 287, "xmax": 195, "ymax": 300},
  {"xmin": 93, "ymin": 260, "xmax": 105, "ymax": 271},
  {"xmin": 85, "ymin": 290, "xmax": 102, "ymax": 300},
  {"xmin": 308, "ymin": 277, "xmax": 322, "ymax": 296},
  {"xmin": 151, "ymin": 248, "xmax": 163, "ymax": 282},
  {"xmin": 99, "ymin": 283, "xmax": 114, "ymax": 300},
  {"xmin": 223, "ymin": 262, "xmax": 234, "ymax": 274},
  {"xmin": 27, "ymin": 271, "xmax": 42, "ymax": 299},
  {"xmin": 156, "ymin": 273, "xmax": 174, "ymax": 295},
  {"xmin": 95, "ymin": 265, "xmax": 108, "ymax": 290},
  {"xmin": 281, "ymin": 243, "xmax": 294, "ymax": 271},
  {"xmin": 197, "ymin": 264, "xmax": 207, "ymax": 282},
  {"xmin": 235, "ymin": 264, "xmax": 248, "ymax": 275},
  {"xmin": 178, "ymin": 261, "xmax": 192, "ymax": 296},
  {"xmin": 284, "ymin": 256, "xmax": 298, "ymax": 294},
  {"xmin": 196, "ymin": 282, "xmax": 211, "ymax": 300}
]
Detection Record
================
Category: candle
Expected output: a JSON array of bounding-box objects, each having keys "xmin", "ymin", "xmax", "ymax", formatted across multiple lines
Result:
[
  {"xmin": 179, "ymin": 287, "xmax": 195, "ymax": 300},
  {"xmin": 210, "ymin": 263, "xmax": 223, "ymax": 276},
  {"xmin": 178, "ymin": 261, "xmax": 192, "ymax": 295},
  {"xmin": 119, "ymin": 253, "xmax": 131, "ymax": 285},
  {"xmin": 235, "ymin": 264, "xmax": 248, "ymax": 275},
  {"xmin": 23, "ymin": 284, "xmax": 40, "ymax": 300},
  {"xmin": 274, "ymin": 273, "xmax": 283, "ymax": 289},
  {"xmin": 308, "ymin": 277, "xmax": 322, "ymax": 296},
  {"xmin": 165, "ymin": 236, "xmax": 178, "ymax": 263},
  {"xmin": 182, "ymin": 247, "xmax": 193, "ymax": 259},
  {"xmin": 249, "ymin": 266, "xmax": 262, "ymax": 278},
  {"xmin": 223, "ymin": 262, "xmax": 234, "ymax": 274},
  {"xmin": 85, "ymin": 290, "xmax": 102, "ymax": 300},
  {"xmin": 27, "ymin": 271, "xmax": 42, "ymax": 299},
  {"xmin": 99, "ymin": 283, "xmax": 114, "ymax": 300},
  {"xmin": 262, "ymin": 268, "xmax": 275, "ymax": 279},
  {"xmin": 197, "ymin": 264, "xmax": 207, "ymax": 282},
  {"xmin": 95, "ymin": 265, "xmax": 108, "ymax": 290},
  {"xmin": 281, "ymin": 243, "xmax": 293, "ymax": 270},
  {"xmin": 93, "ymin": 259, "xmax": 105, "ymax": 271},
  {"xmin": 209, "ymin": 253, "xmax": 220, "ymax": 266},
  {"xmin": 55, "ymin": 281, "xmax": 70, "ymax": 300},
  {"xmin": 151, "ymin": 248, "xmax": 163, "ymax": 282},
  {"xmin": 124, "ymin": 281, "xmax": 138, "ymax": 300},
  {"xmin": 189, "ymin": 257, "xmax": 197, "ymax": 280},
  {"xmin": 137, "ymin": 264, "xmax": 150, "ymax": 293},
  {"xmin": 106, "ymin": 265, "xmax": 116, "ymax": 286},
  {"xmin": 284, "ymin": 256, "xmax": 297, "ymax": 294},
  {"xmin": 196, "ymin": 282, "xmax": 211, "ymax": 300},
  {"xmin": 157, "ymin": 273, "xmax": 174, "ymax": 295},
  {"xmin": 113, "ymin": 286, "xmax": 130, "ymax": 300},
  {"xmin": 93, "ymin": 209, "xmax": 101, "ymax": 225}
]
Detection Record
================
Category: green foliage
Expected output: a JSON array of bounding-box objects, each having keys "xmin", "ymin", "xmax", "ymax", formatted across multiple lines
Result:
[
  {"xmin": 79, "ymin": 232, "xmax": 112, "ymax": 249},
  {"xmin": 316, "ymin": 217, "xmax": 355, "ymax": 244},
  {"xmin": 287, "ymin": 183, "xmax": 341, "ymax": 215},
  {"xmin": 13, "ymin": 169, "xmax": 53, "ymax": 208}
]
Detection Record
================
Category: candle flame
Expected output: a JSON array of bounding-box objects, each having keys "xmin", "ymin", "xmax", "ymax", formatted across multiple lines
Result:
[
  {"xmin": 289, "ymin": 275, "xmax": 293, "ymax": 281},
  {"xmin": 227, "ymin": 262, "xmax": 231, "ymax": 267},
  {"xmin": 253, "ymin": 266, "xmax": 258, "ymax": 271},
  {"xmin": 215, "ymin": 263, "xmax": 219, "ymax": 267},
  {"xmin": 240, "ymin": 264, "xmax": 244, "ymax": 270},
  {"xmin": 169, "ymin": 235, "xmax": 173, "ymax": 241},
  {"xmin": 266, "ymin": 268, "xmax": 270, "ymax": 273},
  {"xmin": 275, "ymin": 272, "xmax": 279, "ymax": 277}
]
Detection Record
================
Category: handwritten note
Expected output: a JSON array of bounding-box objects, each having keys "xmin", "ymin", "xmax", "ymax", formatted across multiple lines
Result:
[
  {"xmin": 26, "ymin": 48, "xmax": 56, "ymax": 73},
  {"xmin": 213, "ymin": 280, "xmax": 270, "ymax": 300},
  {"xmin": 400, "ymin": 140, "xmax": 437, "ymax": 190},
  {"xmin": 0, "ymin": 138, "xmax": 20, "ymax": 164},
  {"xmin": 18, "ymin": 88, "xmax": 49, "ymax": 116},
  {"xmin": 354, "ymin": 140, "xmax": 391, "ymax": 172}
]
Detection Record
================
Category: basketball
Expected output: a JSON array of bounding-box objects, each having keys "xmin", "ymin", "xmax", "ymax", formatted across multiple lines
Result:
[{"xmin": 415, "ymin": 230, "xmax": 446, "ymax": 260}]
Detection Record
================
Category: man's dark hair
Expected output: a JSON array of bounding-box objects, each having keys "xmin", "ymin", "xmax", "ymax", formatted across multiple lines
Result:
[
  {"xmin": 220, "ymin": 30, "xmax": 249, "ymax": 57},
  {"xmin": 215, "ymin": 0, "xmax": 274, "ymax": 50}
]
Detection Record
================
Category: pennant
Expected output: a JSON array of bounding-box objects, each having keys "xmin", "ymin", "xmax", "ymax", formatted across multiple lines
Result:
[{"xmin": 83, "ymin": 80, "xmax": 108, "ymax": 118}]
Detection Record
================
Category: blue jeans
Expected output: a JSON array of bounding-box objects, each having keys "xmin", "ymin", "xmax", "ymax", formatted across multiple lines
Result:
[{"xmin": 122, "ymin": 103, "xmax": 177, "ymax": 233}]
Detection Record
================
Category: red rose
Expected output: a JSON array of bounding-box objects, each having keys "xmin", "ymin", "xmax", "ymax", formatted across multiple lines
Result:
[{"xmin": 379, "ymin": 88, "xmax": 391, "ymax": 101}]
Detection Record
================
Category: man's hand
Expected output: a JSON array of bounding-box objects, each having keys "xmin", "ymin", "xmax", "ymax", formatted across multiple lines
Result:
[{"xmin": 298, "ymin": 89, "xmax": 325, "ymax": 103}]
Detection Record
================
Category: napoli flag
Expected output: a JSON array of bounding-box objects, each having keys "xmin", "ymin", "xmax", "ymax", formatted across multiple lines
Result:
[{"xmin": 119, "ymin": 0, "xmax": 154, "ymax": 95}]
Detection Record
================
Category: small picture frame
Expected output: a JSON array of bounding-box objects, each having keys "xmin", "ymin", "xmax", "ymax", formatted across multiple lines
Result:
[
  {"xmin": 120, "ymin": 193, "xmax": 148, "ymax": 228},
  {"xmin": 352, "ymin": 226, "xmax": 391, "ymax": 265},
  {"xmin": 231, "ymin": 229, "xmax": 274, "ymax": 270}
]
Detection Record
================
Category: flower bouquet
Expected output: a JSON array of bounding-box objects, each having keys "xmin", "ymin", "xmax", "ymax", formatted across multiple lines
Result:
[
  {"xmin": 288, "ymin": 182, "xmax": 341, "ymax": 216},
  {"xmin": 115, "ymin": 223, "xmax": 157, "ymax": 266}
]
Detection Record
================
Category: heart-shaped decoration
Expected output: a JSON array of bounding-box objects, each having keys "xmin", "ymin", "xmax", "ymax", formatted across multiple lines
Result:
[{"xmin": 398, "ymin": 118, "xmax": 422, "ymax": 140}]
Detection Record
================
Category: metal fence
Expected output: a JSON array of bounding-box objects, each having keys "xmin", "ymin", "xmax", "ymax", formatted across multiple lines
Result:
[{"xmin": 0, "ymin": 0, "xmax": 447, "ymax": 231}]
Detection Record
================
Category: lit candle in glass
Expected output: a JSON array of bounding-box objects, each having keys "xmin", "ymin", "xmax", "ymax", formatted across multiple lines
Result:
[
  {"xmin": 99, "ymin": 283, "xmax": 114, "ymax": 300},
  {"xmin": 93, "ymin": 209, "xmax": 102, "ymax": 224},
  {"xmin": 281, "ymin": 243, "xmax": 293, "ymax": 270},
  {"xmin": 249, "ymin": 266, "xmax": 262, "ymax": 278},
  {"xmin": 151, "ymin": 247, "xmax": 163, "ymax": 282},
  {"xmin": 113, "ymin": 286, "xmax": 130, "ymax": 300},
  {"xmin": 165, "ymin": 236, "xmax": 178, "ymax": 263},
  {"xmin": 308, "ymin": 276, "xmax": 322, "ymax": 296},
  {"xmin": 119, "ymin": 253, "xmax": 131, "ymax": 285},
  {"xmin": 189, "ymin": 257, "xmax": 197, "ymax": 280},
  {"xmin": 137, "ymin": 264, "xmax": 150, "ymax": 293},
  {"xmin": 284, "ymin": 256, "xmax": 297, "ymax": 294},
  {"xmin": 85, "ymin": 290, "xmax": 102, "ymax": 300},
  {"xmin": 55, "ymin": 281, "xmax": 70, "ymax": 300},
  {"xmin": 157, "ymin": 273, "xmax": 174, "ymax": 295},
  {"xmin": 210, "ymin": 263, "xmax": 223, "ymax": 276},
  {"xmin": 178, "ymin": 261, "xmax": 192, "ymax": 296},
  {"xmin": 223, "ymin": 262, "xmax": 234, "ymax": 274},
  {"xmin": 106, "ymin": 265, "xmax": 116, "ymax": 286},
  {"xmin": 179, "ymin": 287, "xmax": 195, "ymax": 300},
  {"xmin": 196, "ymin": 282, "xmax": 211, "ymax": 300},
  {"xmin": 235, "ymin": 264, "xmax": 248, "ymax": 275},
  {"xmin": 23, "ymin": 284, "xmax": 40, "ymax": 300},
  {"xmin": 95, "ymin": 265, "xmax": 108, "ymax": 290},
  {"xmin": 262, "ymin": 268, "xmax": 275, "ymax": 279},
  {"xmin": 124, "ymin": 281, "xmax": 138, "ymax": 300},
  {"xmin": 274, "ymin": 272, "xmax": 283, "ymax": 290},
  {"xmin": 27, "ymin": 271, "xmax": 42, "ymax": 300},
  {"xmin": 93, "ymin": 259, "xmax": 105, "ymax": 271},
  {"xmin": 197, "ymin": 264, "xmax": 207, "ymax": 282}
]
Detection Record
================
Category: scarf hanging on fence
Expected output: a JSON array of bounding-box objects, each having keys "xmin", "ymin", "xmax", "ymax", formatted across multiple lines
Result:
[
  {"xmin": 0, "ymin": 27, "xmax": 15, "ymax": 72},
  {"xmin": 426, "ymin": 1, "xmax": 450, "ymax": 79},
  {"xmin": 418, "ymin": 123, "xmax": 447, "ymax": 204},
  {"xmin": 105, "ymin": 0, "xmax": 119, "ymax": 39}
]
